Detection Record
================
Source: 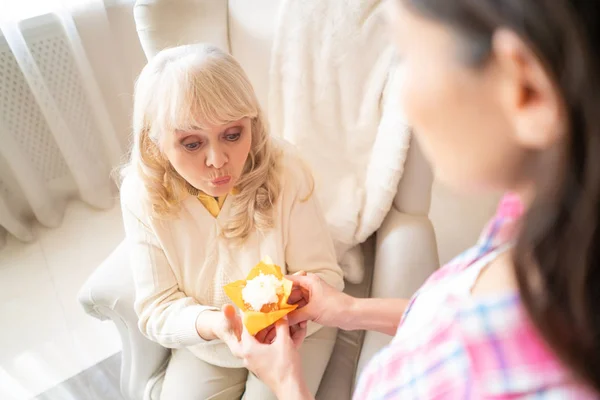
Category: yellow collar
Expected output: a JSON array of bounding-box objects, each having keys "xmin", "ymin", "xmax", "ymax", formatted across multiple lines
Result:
[
  {"xmin": 196, "ymin": 188, "xmax": 238, "ymax": 218},
  {"xmin": 196, "ymin": 192, "xmax": 225, "ymax": 218}
]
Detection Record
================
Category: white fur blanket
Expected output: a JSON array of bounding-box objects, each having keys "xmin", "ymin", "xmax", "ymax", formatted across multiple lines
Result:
[{"xmin": 269, "ymin": 0, "xmax": 411, "ymax": 283}]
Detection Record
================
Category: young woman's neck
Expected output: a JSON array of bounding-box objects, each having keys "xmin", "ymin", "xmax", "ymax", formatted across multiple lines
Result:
[{"xmin": 514, "ymin": 182, "xmax": 535, "ymax": 209}]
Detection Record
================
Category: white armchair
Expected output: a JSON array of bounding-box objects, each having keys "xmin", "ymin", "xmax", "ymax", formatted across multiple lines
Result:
[{"xmin": 78, "ymin": 1, "xmax": 439, "ymax": 399}]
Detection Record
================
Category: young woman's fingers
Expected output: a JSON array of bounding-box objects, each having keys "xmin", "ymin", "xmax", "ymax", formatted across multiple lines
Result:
[
  {"xmin": 287, "ymin": 305, "xmax": 313, "ymax": 326},
  {"xmin": 290, "ymin": 322, "xmax": 307, "ymax": 348},
  {"xmin": 273, "ymin": 317, "xmax": 292, "ymax": 344},
  {"xmin": 241, "ymin": 326, "xmax": 260, "ymax": 352},
  {"xmin": 222, "ymin": 304, "xmax": 237, "ymax": 321},
  {"xmin": 285, "ymin": 274, "xmax": 313, "ymax": 288},
  {"xmin": 294, "ymin": 299, "xmax": 308, "ymax": 308},
  {"xmin": 265, "ymin": 327, "xmax": 277, "ymax": 344},
  {"xmin": 287, "ymin": 289, "xmax": 305, "ymax": 305},
  {"xmin": 255, "ymin": 326, "xmax": 271, "ymax": 344},
  {"xmin": 224, "ymin": 334, "xmax": 243, "ymax": 358}
]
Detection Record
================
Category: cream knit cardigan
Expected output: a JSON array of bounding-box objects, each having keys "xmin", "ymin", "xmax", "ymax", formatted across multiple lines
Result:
[{"xmin": 121, "ymin": 143, "xmax": 344, "ymax": 368}]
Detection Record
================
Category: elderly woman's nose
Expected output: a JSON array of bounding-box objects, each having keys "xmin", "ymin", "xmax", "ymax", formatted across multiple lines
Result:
[{"xmin": 206, "ymin": 144, "xmax": 227, "ymax": 169}]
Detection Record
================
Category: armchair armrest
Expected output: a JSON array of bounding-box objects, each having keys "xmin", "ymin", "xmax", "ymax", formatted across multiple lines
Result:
[
  {"xmin": 357, "ymin": 207, "xmax": 439, "ymax": 376},
  {"xmin": 78, "ymin": 240, "xmax": 169, "ymax": 400}
]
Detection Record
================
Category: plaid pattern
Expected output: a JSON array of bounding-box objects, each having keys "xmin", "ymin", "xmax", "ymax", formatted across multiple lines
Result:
[{"xmin": 354, "ymin": 194, "xmax": 596, "ymax": 399}]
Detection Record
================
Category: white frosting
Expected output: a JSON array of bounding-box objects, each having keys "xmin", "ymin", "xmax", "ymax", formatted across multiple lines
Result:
[{"xmin": 242, "ymin": 273, "xmax": 283, "ymax": 311}]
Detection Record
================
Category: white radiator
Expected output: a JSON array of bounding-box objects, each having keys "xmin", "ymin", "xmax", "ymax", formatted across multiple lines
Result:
[{"xmin": 0, "ymin": 11, "xmax": 123, "ymax": 245}]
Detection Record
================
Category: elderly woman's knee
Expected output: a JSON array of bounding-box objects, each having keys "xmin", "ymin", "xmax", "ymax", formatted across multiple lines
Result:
[{"xmin": 160, "ymin": 348, "xmax": 247, "ymax": 400}]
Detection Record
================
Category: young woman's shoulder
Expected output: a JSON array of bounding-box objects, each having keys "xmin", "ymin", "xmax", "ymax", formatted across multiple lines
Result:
[{"xmin": 453, "ymin": 294, "xmax": 589, "ymax": 397}]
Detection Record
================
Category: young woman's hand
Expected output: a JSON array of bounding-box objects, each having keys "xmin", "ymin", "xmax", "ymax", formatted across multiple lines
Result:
[
  {"xmin": 286, "ymin": 273, "xmax": 355, "ymax": 330},
  {"xmin": 287, "ymin": 270, "xmax": 309, "ymax": 308},
  {"xmin": 240, "ymin": 318, "xmax": 313, "ymax": 400},
  {"xmin": 254, "ymin": 320, "xmax": 308, "ymax": 344},
  {"xmin": 251, "ymin": 270, "xmax": 312, "ymax": 344},
  {"xmin": 211, "ymin": 304, "xmax": 243, "ymax": 357}
]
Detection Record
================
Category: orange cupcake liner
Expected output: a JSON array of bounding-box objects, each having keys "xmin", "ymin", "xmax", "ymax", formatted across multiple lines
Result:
[{"xmin": 223, "ymin": 257, "xmax": 297, "ymax": 336}]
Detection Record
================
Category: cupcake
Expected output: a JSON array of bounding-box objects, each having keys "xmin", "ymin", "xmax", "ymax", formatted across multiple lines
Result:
[
  {"xmin": 223, "ymin": 256, "xmax": 298, "ymax": 335},
  {"xmin": 242, "ymin": 273, "xmax": 284, "ymax": 313}
]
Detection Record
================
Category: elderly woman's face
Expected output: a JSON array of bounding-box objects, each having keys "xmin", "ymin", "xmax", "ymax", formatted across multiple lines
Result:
[{"xmin": 162, "ymin": 117, "xmax": 252, "ymax": 197}]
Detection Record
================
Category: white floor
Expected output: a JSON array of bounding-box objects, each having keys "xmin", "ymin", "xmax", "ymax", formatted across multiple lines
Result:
[{"xmin": 0, "ymin": 200, "xmax": 125, "ymax": 400}]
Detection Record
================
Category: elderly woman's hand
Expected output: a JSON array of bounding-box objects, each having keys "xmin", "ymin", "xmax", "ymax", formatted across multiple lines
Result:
[{"xmin": 240, "ymin": 317, "xmax": 313, "ymax": 400}]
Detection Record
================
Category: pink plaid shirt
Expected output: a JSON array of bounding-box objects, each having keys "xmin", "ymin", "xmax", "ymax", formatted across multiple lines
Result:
[{"xmin": 354, "ymin": 194, "xmax": 597, "ymax": 399}]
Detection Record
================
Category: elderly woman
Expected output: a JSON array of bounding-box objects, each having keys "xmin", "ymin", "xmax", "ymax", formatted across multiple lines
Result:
[{"xmin": 120, "ymin": 44, "xmax": 344, "ymax": 400}]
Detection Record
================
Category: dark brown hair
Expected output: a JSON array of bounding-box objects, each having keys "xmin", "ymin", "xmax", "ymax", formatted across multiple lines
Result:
[{"xmin": 402, "ymin": 0, "xmax": 600, "ymax": 391}]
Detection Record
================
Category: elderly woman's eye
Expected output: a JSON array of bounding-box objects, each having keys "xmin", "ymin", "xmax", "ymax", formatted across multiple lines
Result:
[
  {"xmin": 184, "ymin": 142, "xmax": 201, "ymax": 150},
  {"xmin": 225, "ymin": 132, "xmax": 241, "ymax": 142}
]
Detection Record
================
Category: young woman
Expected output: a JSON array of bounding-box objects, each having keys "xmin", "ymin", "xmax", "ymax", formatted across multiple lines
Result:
[
  {"xmin": 120, "ymin": 44, "xmax": 344, "ymax": 399},
  {"xmin": 239, "ymin": 0, "xmax": 600, "ymax": 398}
]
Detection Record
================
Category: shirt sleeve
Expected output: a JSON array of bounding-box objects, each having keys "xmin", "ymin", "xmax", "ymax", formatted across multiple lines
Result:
[
  {"xmin": 121, "ymin": 178, "xmax": 217, "ymax": 348},
  {"xmin": 283, "ymin": 159, "xmax": 345, "ymax": 292}
]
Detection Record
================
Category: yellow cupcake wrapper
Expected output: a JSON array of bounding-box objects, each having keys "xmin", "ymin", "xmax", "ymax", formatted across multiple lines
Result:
[{"xmin": 223, "ymin": 256, "xmax": 297, "ymax": 336}]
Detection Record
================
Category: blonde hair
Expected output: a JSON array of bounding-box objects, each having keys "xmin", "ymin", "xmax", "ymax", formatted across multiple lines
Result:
[{"xmin": 126, "ymin": 44, "xmax": 281, "ymax": 241}]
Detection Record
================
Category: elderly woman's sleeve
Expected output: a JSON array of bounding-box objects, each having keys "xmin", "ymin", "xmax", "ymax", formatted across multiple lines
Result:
[{"xmin": 120, "ymin": 176, "xmax": 217, "ymax": 348}]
